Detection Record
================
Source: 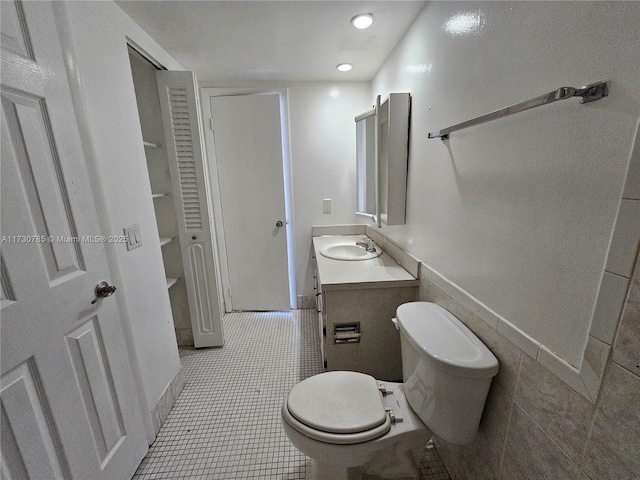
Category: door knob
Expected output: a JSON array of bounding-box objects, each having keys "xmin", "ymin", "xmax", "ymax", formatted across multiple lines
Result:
[
  {"xmin": 276, "ymin": 220, "xmax": 284, "ymax": 228},
  {"xmin": 91, "ymin": 281, "xmax": 117, "ymax": 304}
]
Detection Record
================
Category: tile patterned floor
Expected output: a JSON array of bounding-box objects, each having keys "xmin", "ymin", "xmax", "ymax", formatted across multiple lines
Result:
[{"xmin": 133, "ymin": 310, "xmax": 450, "ymax": 479}]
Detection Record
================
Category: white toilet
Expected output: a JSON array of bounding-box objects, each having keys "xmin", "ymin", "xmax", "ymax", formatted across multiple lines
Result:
[{"xmin": 281, "ymin": 302, "xmax": 499, "ymax": 479}]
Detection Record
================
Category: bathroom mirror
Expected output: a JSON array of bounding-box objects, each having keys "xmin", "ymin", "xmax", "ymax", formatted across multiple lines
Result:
[
  {"xmin": 355, "ymin": 93, "xmax": 410, "ymax": 226},
  {"xmin": 355, "ymin": 108, "xmax": 377, "ymax": 219}
]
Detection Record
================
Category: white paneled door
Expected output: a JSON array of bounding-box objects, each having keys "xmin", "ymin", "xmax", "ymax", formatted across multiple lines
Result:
[
  {"xmin": 209, "ymin": 94, "xmax": 290, "ymax": 311},
  {"xmin": 1, "ymin": 2, "xmax": 147, "ymax": 479}
]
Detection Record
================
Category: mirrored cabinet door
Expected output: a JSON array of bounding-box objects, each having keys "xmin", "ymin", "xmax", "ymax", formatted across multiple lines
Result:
[
  {"xmin": 379, "ymin": 93, "xmax": 410, "ymax": 225},
  {"xmin": 355, "ymin": 109, "xmax": 377, "ymax": 218},
  {"xmin": 355, "ymin": 93, "xmax": 410, "ymax": 226}
]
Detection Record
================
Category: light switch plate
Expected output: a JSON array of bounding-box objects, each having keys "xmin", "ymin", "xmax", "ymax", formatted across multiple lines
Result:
[
  {"xmin": 323, "ymin": 198, "xmax": 332, "ymax": 214},
  {"xmin": 124, "ymin": 224, "xmax": 142, "ymax": 251}
]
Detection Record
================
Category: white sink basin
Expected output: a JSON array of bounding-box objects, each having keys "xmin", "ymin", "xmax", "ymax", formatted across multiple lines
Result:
[{"xmin": 319, "ymin": 242, "xmax": 382, "ymax": 261}]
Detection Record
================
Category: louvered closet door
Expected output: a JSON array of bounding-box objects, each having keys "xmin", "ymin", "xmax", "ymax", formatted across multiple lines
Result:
[{"xmin": 156, "ymin": 71, "xmax": 224, "ymax": 348}]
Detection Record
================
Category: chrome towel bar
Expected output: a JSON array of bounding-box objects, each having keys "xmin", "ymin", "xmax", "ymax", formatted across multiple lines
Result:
[{"xmin": 428, "ymin": 80, "xmax": 610, "ymax": 140}]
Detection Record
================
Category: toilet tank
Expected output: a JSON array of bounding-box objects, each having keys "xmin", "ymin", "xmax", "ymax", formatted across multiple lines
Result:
[{"xmin": 395, "ymin": 302, "xmax": 498, "ymax": 445}]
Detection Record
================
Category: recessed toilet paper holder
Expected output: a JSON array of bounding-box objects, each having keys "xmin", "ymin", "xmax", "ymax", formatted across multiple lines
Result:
[{"xmin": 334, "ymin": 322, "xmax": 361, "ymax": 344}]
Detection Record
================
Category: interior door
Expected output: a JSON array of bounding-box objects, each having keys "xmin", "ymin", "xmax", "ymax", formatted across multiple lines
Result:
[
  {"xmin": 0, "ymin": 2, "xmax": 147, "ymax": 478},
  {"xmin": 209, "ymin": 94, "xmax": 290, "ymax": 311}
]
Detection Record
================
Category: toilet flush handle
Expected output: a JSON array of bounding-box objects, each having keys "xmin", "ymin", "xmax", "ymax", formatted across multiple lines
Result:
[{"xmin": 391, "ymin": 317, "xmax": 399, "ymax": 330}]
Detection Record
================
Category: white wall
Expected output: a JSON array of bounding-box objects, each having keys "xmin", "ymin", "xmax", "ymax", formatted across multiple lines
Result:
[
  {"xmin": 62, "ymin": 1, "xmax": 183, "ymax": 411},
  {"xmin": 198, "ymin": 81, "xmax": 371, "ymax": 299},
  {"xmin": 287, "ymin": 83, "xmax": 372, "ymax": 296},
  {"xmin": 372, "ymin": 2, "xmax": 640, "ymax": 367}
]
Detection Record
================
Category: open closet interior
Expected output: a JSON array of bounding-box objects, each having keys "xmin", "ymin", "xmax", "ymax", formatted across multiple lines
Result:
[{"xmin": 128, "ymin": 46, "xmax": 193, "ymax": 346}]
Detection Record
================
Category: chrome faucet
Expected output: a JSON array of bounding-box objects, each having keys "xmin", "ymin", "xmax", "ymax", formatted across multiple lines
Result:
[{"xmin": 356, "ymin": 239, "xmax": 376, "ymax": 252}]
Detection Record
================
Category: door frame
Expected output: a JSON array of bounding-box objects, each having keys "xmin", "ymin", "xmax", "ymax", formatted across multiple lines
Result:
[
  {"xmin": 51, "ymin": 2, "xmax": 153, "ymax": 443},
  {"xmin": 200, "ymin": 87, "xmax": 296, "ymax": 311}
]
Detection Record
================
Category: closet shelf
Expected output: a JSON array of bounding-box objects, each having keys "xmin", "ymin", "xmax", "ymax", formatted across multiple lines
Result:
[
  {"xmin": 143, "ymin": 141, "xmax": 161, "ymax": 149},
  {"xmin": 159, "ymin": 237, "xmax": 174, "ymax": 247},
  {"xmin": 166, "ymin": 277, "xmax": 179, "ymax": 289}
]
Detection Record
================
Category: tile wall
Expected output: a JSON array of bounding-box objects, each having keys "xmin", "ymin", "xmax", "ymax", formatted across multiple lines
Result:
[{"xmin": 422, "ymin": 247, "xmax": 639, "ymax": 479}]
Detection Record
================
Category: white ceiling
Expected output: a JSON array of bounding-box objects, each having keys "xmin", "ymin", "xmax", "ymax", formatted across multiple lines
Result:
[{"xmin": 115, "ymin": 1, "xmax": 426, "ymax": 82}]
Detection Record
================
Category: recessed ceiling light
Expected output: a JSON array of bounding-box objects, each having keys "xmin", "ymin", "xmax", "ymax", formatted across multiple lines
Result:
[
  {"xmin": 351, "ymin": 13, "xmax": 375, "ymax": 30},
  {"xmin": 336, "ymin": 63, "xmax": 352, "ymax": 72}
]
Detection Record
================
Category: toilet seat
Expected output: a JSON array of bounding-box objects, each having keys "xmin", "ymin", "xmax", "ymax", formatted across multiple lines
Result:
[{"xmin": 283, "ymin": 371, "xmax": 391, "ymax": 445}]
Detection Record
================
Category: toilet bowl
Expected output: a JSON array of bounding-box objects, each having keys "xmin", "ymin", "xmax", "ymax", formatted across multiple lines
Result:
[
  {"xmin": 281, "ymin": 302, "xmax": 499, "ymax": 479},
  {"xmin": 282, "ymin": 373, "xmax": 432, "ymax": 479}
]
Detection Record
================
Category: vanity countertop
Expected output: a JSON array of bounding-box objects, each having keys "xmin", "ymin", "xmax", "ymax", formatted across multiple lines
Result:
[{"xmin": 313, "ymin": 235, "xmax": 418, "ymax": 290}]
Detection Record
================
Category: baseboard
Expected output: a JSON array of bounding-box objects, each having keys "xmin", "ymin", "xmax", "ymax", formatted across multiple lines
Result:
[
  {"xmin": 296, "ymin": 294, "xmax": 316, "ymax": 309},
  {"xmin": 149, "ymin": 366, "xmax": 186, "ymax": 439}
]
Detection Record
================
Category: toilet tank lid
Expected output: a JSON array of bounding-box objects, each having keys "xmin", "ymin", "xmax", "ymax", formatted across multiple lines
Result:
[{"xmin": 396, "ymin": 302, "xmax": 499, "ymax": 379}]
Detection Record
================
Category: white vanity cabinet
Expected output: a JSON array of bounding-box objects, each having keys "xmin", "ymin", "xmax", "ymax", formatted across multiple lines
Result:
[{"xmin": 313, "ymin": 236, "xmax": 418, "ymax": 381}]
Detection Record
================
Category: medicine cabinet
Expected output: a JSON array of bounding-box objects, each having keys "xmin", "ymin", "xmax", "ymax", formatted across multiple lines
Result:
[{"xmin": 355, "ymin": 93, "xmax": 410, "ymax": 226}]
